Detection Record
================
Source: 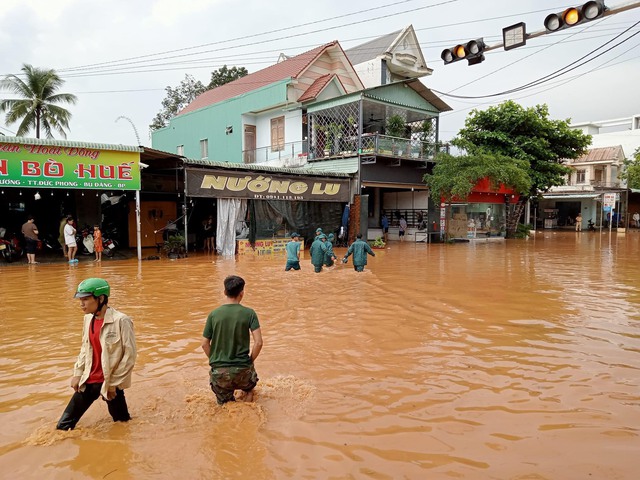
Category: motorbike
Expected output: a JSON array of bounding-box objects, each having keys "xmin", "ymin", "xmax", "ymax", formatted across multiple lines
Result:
[
  {"xmin": 587, "ymin": 219, "xmax": 596, "ymax": 231},
  {"xmin": 76, "ymin": 225, "xmax": 95, "ymax": 255},
  {"xmin": 41, "ymin": 233, "xmax": 61, "ymax": 253},
  {"xmin": 102, "ymin": 235, "xmax": 117, "ymax": 257},
  {"xmin": 0, "ymin": 227, "xmax": 22, "ymax": 263}
]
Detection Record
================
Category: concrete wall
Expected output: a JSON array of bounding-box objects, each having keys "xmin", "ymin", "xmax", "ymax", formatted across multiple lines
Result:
[{"xmin": 152, "ymin": 81, "xmax": 289, "ymax": 162}]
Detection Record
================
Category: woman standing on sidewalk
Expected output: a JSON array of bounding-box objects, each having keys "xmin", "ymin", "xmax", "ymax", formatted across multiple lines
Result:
[{"xmin": 64, "ymin": 216, "xmax": 78, "ymax": 263}]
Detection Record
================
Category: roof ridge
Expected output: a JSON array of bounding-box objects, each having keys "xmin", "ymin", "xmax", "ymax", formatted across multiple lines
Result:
[{"xmin": 178, "ymin": 41, "xmax": 339, "ymax": 115}]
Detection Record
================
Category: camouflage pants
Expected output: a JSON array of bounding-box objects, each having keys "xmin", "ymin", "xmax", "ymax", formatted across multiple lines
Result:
[{"xmin": 209, "ymin": 365, "xmax": 258, "ymax": 405}]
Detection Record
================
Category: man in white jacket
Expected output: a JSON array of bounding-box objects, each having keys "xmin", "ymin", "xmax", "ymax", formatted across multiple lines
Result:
[{"xmin": 56, "ymin": 278, "xmax": 137, "ymax": 430}]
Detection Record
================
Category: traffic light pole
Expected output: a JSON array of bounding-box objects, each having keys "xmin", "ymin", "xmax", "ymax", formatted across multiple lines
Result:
[{"xmin": 484, "ymin": 0, "xmax": 640, "ymax": 53}]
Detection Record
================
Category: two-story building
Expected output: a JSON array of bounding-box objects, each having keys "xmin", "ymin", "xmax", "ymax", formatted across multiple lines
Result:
[
  {"xmin": 152, "ymin": 31, "xmax": 452, "ymax": 250},
  {"xmin": 538, "ymin": 145, "xmax": 627, "ymax": 229}
]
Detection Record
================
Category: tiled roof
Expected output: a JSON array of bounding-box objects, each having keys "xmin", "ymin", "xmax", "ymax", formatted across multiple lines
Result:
[
  {"xmin": 0, "ymin": 135, "xmax": 141, "ymax": 152},
  {"xmin": 298, "ymin": 74, "xmax": 343, "ymax": 102},
  {"xmin": 345, "ymin": 30, "xmax": 402, "ymax": 65},
  {"xmin": 183, "ymin": 158, "xmax": 351, "ymax": 177},
  {"xmin": 179, "ymin": 42, "xmax": 338, "ymax": 115},
  {"xmin": 571, "ymin": 146, "xmax": 624, "ymax": 163}
]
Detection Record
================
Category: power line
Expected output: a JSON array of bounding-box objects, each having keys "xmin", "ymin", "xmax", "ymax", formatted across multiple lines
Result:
[
  {"xmin": 0, "ymin": 125, "xmax": 16, "ymax": 135},
  {"xmin": 54, "ymin": 21, "xmax": 638, "ymax": 81},
  {"xmin": 56, "ymin": 0, "xmax": 460, "ymax": 74},
  {"xmin": 443, "ymin": 16, "xmax": 612, "ymax": 94},
  {"xmin": 60, "ymin": 25, "xmax": 635, "ymax": 79},
  {"xmin": 438, "ymin": 48, "xmax": 640, "ymax": 126},
  {"xmin": 432, "ymin": 19, "xmax": 640, "ymax": 100},
  {"xmin": 5, "ymin": 4, "xmax": 573, "ymax": 79}
]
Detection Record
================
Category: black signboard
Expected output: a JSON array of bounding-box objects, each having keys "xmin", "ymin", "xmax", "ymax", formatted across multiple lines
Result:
[{"xmin": 186, "ymin": 168, "xmax": 350, "ymax": 202}]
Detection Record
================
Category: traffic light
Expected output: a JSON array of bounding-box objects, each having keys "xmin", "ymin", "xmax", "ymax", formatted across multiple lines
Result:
[
  {"xmin": 544, "ymin": 1, "xmax": 607, "ymax": 32},
  {"xmin": 441, "ymin": 38, "xmax": 486, "ymax": 66}
]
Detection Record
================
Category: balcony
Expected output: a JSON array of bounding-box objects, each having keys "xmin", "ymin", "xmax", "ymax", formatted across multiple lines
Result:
[
  {"xmin": 243, "ymin": 141, "xmax": 309, "ymax": 168},
  {"xmin": 590, "ymin": 179, "xmax": 621, "ymax": 188},
  {"xmin": 350, "ymin": 134, "xmax": 449, "ymax": 162},
  {"xmin": 241, "ymin": 136, "xmax": 449, "ymax": 169}
]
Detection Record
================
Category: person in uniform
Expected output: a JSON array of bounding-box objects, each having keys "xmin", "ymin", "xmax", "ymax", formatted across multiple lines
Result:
[{"xmin": 343, "ymin": 233, "xmax": 375, "ymax": 272}]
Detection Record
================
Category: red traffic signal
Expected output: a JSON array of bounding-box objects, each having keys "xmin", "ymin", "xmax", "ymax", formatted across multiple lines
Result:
[
  {"xmin": 544, "ymin": 1, "xmax": 607, "ymax": 32},
  {"xmin": 441, "ymin": 38, "xmax": 486, "ymax": 66}
]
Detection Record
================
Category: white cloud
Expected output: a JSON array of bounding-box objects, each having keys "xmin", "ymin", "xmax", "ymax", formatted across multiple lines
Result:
[
  {"xmin": 0, "ymin": 0, "xmax": 77, "ymax": 21},
  {"xmin": 150, "ymin": 0, "xmax": 225, "ymax": 27},
  {"xmin": 0, "ymin": 0, "xmax": 639, "ymax": 143}
]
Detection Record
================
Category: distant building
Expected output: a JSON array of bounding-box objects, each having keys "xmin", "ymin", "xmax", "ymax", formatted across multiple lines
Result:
[
  {"xmin": 536, "ymin": 114, "xmax": 640, "ymax": 230},
  {"xmin": 570, "ymin": 114, "xmax": 640, "ymax": 158},
  {"xmin": 345, "ymin": 25, "xmax": 432, "ymax": 89}
]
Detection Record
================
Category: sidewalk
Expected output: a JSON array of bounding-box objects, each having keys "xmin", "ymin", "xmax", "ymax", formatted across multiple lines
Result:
[{"xmin": 0, "ymin": 246, "xmax": 138, "ymax": 267}]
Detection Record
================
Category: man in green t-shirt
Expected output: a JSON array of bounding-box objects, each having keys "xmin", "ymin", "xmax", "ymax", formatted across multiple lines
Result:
[
  {"xmin": 285, "ymin": 232, "xmax": 301, "ymax": 271},
  {"xmin": 201, "ymin": 276, "xmax": 263, "ymax": 405}
]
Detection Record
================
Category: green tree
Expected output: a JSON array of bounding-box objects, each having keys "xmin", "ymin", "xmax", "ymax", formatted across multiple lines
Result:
[
  {"xmin": 149, "ymin": 74, "xmax": 206, "ymax": 131},
  {"xmin": 620, "ymin": 147, "xmax": 640, "ymax": 189},
  {"xmin": 425, "ymin": 152, "xmax": 531, "ymax": 203},
  {"xmin": 434, "ymin": 101, "xmax": 591, "ymax": 238},
  {"xmin": 0, "ymin": 64, "xmax": 77, "ymax": 139},
  {"xmin": 150, "ymin": 66, "xmax": 249, "ymax": 131},
  {"xmin": 207, "ymin": 65, "xmax": 248, "ymax": 89}
]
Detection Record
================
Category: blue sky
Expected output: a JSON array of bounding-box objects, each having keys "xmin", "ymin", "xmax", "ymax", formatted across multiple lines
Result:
[{"xmin": 1, "ymin": 0, "xmax": 639, "ymax": 145}]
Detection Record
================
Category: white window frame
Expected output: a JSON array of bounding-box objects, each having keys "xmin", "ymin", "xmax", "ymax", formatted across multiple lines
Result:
[
  {"xmin": 177, "ymin": 145, "xmax": 184, "ymax": 156},
  {"xmin": 200, "ymin": 139, "xmax": 209, "ymax": 159}
]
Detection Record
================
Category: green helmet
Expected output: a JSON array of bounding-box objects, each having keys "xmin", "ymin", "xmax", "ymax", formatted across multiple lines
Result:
[{"xmin": 74, "ymin": 278, "xmax": 110, "ymax": 298}]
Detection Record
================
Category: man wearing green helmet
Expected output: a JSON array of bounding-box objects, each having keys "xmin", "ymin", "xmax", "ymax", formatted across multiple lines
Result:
[{"xmin": 56, "ymin": 278, "xmax": 137, "ymax": 430}]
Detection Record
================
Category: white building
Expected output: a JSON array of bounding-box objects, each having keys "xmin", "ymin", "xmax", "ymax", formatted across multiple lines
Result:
[{"xmin": 537, "ymin": 115, "xmax": 640, "ymax": 229}]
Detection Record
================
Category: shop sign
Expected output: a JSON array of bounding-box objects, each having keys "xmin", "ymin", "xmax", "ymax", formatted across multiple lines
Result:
[
  {"xmin": 186, "ymin": 168, "xmax": 349, "ymax": 202},
  {"xmin": 0, "ymin": 143, "xmax": 141, "ymax": 190},
  {"xmin": 603, "ymin": 193, "xmax": 616, "ymax": 209}
]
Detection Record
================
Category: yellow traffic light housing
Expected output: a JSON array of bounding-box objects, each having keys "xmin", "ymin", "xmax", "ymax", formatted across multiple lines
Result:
[
  {"xmin": 544, "ymin": 1, "xmax": 607, "ymax": 32},
  {"xmin": 441, "ymin": 38, "xmax": 486, "ymax": 66}
]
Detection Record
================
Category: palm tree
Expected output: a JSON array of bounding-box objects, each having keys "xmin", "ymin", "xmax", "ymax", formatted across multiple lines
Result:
[{"xmin": 0, "ymin": 64, "xmax": 77, "ymax": 139}]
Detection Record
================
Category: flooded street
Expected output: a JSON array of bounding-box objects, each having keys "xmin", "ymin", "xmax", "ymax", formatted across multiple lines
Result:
[{"xmin": 1, "ymin": 231, "xmax": 639, "ymax": 479}]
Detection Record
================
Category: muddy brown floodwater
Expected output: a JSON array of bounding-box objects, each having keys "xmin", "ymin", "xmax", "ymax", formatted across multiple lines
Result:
[{"xmin": 1, "ymin": 231, "xmax": 639, "ymax": 479}]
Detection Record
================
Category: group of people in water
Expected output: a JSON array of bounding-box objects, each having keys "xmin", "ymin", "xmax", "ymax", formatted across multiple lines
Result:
[
  {"xmin": 285, "ymin": 227, "xmax": 376, "ymax": 273},
  {"xmin": 57, "ymin": 274, "xmax": 262, "ymax": 430},
  {"xmin": 56, "ymin": 226, "xmax": 380, "ymax": 431}
]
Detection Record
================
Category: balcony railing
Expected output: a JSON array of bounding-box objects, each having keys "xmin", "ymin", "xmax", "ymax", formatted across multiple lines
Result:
[
  {"xmin": 243, "ymin": 140, "xmax": 309, "ymax": 167},
  {"xmin": 309, "ymin": 133, "xmax": 448, "ymax": 161},
  {"xmin": 242, "ymin": 135, "xmax": 449, "ymax": 167},
  {"xmin": 590, "ymin": 179, "xmax": 621, "ymax": 188}
]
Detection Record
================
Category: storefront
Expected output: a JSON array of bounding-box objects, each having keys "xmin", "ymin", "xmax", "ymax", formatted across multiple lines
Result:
[
  {"xmin": 184, "ymin": 162, "xmax": 352, "ymax": 255},
  {"xmin": 441, "ymin": 178, "xmax": 520, "ymax": 239},
  {"xmin": 0, "ymin": 137, "xmax": 143, "ymax": 257}
]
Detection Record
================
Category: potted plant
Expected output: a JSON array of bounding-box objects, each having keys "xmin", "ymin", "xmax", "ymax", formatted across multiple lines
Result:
[
  {"xmin": 385, "ymin": 115, "xmax": 407, "ymax": 155},
  {"xmin": 327, "ymin": 122, "xmax": 343, "ymax": 155},
  {"xmin": 163, "ymin": 234, "xmax": 187, "ymax": 259},
  {"xmin": 371, "ymin": 236, "xmax": 386, "ymax": 249},
  {"xmin": 385, "ymin": 115, "xmax": 406, "ymax": 138},
  {"xmin": 413, "ymin": 119, "xmax": 433, "ymax": 158}
]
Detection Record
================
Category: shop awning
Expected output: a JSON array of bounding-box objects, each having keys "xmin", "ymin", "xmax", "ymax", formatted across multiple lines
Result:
[
  {"xmin": 362, "ymin": 181, "xmax": 428, "ymax": 189},
  {"xmin": 540, "ymin": 193, "xmax": 601, "ymax": 200}
]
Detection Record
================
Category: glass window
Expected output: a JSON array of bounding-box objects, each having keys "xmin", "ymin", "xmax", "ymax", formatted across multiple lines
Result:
[
  {"xmin": 576, "ymin": 169, "xmax": 586, "ymax": 184},
  {"xmin": 455, "ymin": 203, "xmax": 507, "ymax": 237},
  {"xmin": 200, "ymin": 139, "xmax": 208, "ymax": 159}
]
